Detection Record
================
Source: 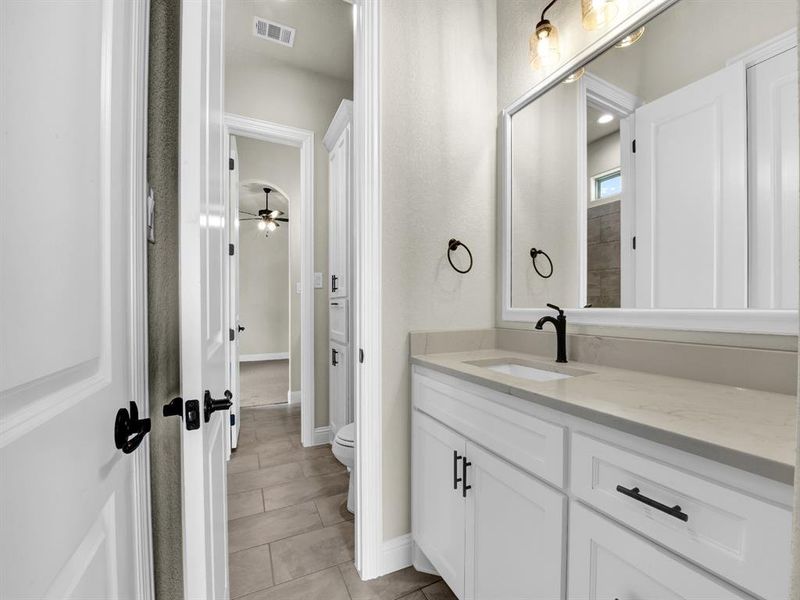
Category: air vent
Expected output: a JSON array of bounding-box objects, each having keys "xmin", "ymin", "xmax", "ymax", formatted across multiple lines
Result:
[{"xmin": 253, "ymin": 17, "xmax": 296, "ymax": 47}]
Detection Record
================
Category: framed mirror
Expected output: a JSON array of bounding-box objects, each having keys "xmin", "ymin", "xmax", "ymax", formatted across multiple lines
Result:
[{"xmin": 500, "ymin": 0, "xmax": 798, "ymax": 334}]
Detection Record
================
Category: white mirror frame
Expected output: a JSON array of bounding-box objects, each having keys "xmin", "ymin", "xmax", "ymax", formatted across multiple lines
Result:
[{"xmin": 500, "ymin": 0, "xmax": 798, "ymax": 336}]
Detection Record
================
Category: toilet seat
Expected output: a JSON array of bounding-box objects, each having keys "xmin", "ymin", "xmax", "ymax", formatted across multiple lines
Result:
[{"xmin": 335, "ymin": 422, "xmax": 355, "ymax": 448}]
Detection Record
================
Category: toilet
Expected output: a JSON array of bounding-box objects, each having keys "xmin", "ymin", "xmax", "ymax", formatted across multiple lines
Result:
[{"xmin": 331, "ymin": 422, "xmax": 355, "ymax": 514}]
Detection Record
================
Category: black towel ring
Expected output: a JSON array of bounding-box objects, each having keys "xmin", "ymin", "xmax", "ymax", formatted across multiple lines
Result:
[
  {"xmin": 447, "ymin": 239, "xmax": 473, "ymax": 274},
  {"xmin": 530, "ymin": 248, "xmax": 553, "ymax": 279}
]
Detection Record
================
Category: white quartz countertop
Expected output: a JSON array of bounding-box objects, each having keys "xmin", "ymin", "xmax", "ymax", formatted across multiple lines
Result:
[{"xmin": 411, "ymin": 348, "xmax": 797, "ymax": 484}]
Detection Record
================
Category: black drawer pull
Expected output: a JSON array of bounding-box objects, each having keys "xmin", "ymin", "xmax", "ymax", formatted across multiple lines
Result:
[
  {"xmin": 616, "ymin": 485, "xmax": 688, "ymax": 522},
  {"xmin": 462, "ymin": 457, "xmax": 472, "ymax": 497},
  {"xmin": 453, "ymin": 450, "xmax": 463, "ymax": 490}
]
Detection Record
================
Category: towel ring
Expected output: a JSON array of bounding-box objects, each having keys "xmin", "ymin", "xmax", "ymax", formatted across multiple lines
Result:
[
  {"xmin": 447, "ymin": 239, "xmax": 473, "ymax": 274},
  {"xmin": 530, "ymin": 248, "xmax": 553, "ymax": 279}
]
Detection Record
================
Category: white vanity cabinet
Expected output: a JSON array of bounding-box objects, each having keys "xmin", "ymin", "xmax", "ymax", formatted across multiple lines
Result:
[
  {"xmin": 411, "ymin": 366, "xmax": 792, "ymax": 600},
  {"xmin": 412, "ymin": 384, "xmax": 566, "ymax": 600}
]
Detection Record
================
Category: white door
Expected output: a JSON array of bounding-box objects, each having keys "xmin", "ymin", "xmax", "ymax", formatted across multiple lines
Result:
[
  {"xmin": 464, "ymin": 443, "xmax": 565, "ymax": 600},
  {"xmin": 634, "ymin": 63, "xmax": 747, "ymax": 308},
  {"xmin": 179, "ymin": 0, "xmax": 230, "ymax": 598},
  {"xmin": 568, "ymin": 502, "xmax": 750, "ymax": 600},
  {"xmin": 229, "ymin": 135, "xmax": 242, "ymax": 449},
  {"xmin": 748, "ymin": 47, "xmax": 799, "ymax": 309},
  {"xmin": 329, "ymin": 340, "xmax": 350, "ymax": 438},
  {"xmin": 412, "ymin": 411, "xmax": 466, "ymax": 599},
  {"xmin": 0, "ymin": 0, "xmax": 149, "ymax": 597}
]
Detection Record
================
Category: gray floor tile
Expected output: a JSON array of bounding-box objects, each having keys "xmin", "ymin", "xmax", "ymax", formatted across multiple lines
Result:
[
  {"xmin": 229, "ymin": 545, "xmax": 273, "ymax": 599},
  {"xmin": 397, "ymin": 593, "xmax": 426, "ymax": 600},
  {"xmin": 228, "ymin": 462, "xmax": 305, "ymax": 494},
  {"xmin": 421, "ymin": 581, "xmax": 458, "ymax": 600},
  {"xmin": 270, "ymin": 521, "xmax": 355, "ymax": 584},
  {"xmin": 233, "ymin": 436, "xmax": 295, "ymax": 458},
  {"xmin": 237, "ymin": 566, "xmax": 350, "ymax": 600},
  {"xmin": 301, "ymin": 455, "xmax": 347, "ymax": 477},
  {"xmin": 339, "ymin": 562, "xmax": 440, "ymax": 600},
  {"xmin": 258, "ymin": 444, "xmax": 331, "ymax": 469},
  {"xmin": 228, "ymin": 452, "xmax": 260, "ymax": 475},
  {"xmin": 228, "ymin": 501, "xmax": 323, "ymax": 554},
  {"xmin": 228, "ymin": 489, "xmax": 264, "ymax": 521},
  {"xmin": 314, "ymin": 493, "xmax": 353, "ymax": 527},
  {"xmin": 261, "ymin": 472, "xmax": 350, "ymax": 512}
]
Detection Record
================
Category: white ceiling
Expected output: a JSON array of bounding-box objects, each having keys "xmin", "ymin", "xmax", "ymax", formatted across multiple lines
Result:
[
  {"xmin": 226, "ymin": 0, "xmax": 354, "ymax": 82},
  {"xmin": 239, "ymin": 180, "xmax": 290, "ymax": 215},
  {"xmin": 587, "ymin": 105, "xmax": 620, "ymax": 144}
]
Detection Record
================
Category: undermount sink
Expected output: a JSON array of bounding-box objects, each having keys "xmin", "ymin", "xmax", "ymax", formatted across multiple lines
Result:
[{"xmin": 465, "ymin": 358, "xmax": 590, "ymax": 382}]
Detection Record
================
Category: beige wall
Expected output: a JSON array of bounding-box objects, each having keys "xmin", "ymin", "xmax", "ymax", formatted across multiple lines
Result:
[
  {"xmin": 587, "ymin": 131, "xmax": 620, "ymax": 179},
  {"xmin": 235, "ymin": 137, "xmax": 299, "ymax": 383},
  {"xmin": 380, "ymin": 0, "xmax": 498, "ymax": 540},
  {"xmin": 226, "ymin": 58, "xmax": 352, "ymax": 427}
]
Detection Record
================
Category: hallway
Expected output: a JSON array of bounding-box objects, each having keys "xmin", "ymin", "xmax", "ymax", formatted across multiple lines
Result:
[
  {"xmin": 239, "ymin": 360, "xmax": 291, "ymax": 407},
  {"xmin": 228, "ymin": 404, "xmax": 455, "ymax": 599}
]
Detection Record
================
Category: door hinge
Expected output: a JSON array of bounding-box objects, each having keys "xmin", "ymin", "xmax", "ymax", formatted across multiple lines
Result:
[
  {"xmin": 229, "ymin": 157, "xmax": 235, "ymax": 170},
  {"xmin": 632, "ymin": 139, "xmax": 637, "ymax": 153},
  {"xmin": 359, "ymin": 348, "xmax": 365, "ymax": 364},
  {"xmin": 632, "ymin": 236, "xmax": 637, "ymax": 250},
  {"xmin": 230, "ymin": 413, "xmax": 236, "ymax": 426},
  {"xmin": 229, "ymin": 243, "xmax": 235, "ymax": 256},
  {"xmin": 229, "ymin": 328, "xmax": 235, "ymax": 341}
]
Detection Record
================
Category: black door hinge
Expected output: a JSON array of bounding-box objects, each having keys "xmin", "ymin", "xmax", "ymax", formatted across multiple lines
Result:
[
  {"xmin": 359, "ymin": 348, "xmax": 365, "ymax": 364},
  {"xmin": 229, "ymin": 157, "xmax": 235, "ymax": 170},
  {"xmin": 230, "ymin": 413, "xmax": 236, "ymax": 426},
  {"xmin": 632, "ymin": 139, "xmax": 637, "ymax": 153},
  {"xmin": 229, "ymin": 243, "xmax": 235, "ymax": 256},
  {"xmin": 632, "ymin": 236, "xmax": 637, "ymax": 250},
  {"xmin": 229, "ymin": 328, "xmax": 235, "ymax": 341}
]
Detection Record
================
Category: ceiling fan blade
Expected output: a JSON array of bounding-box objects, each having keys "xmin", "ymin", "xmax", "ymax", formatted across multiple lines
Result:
[
  {"xmin": 275, "ymin": 218, "xmax": 289, "ymax": 222},
  {"xmin": 239, "ymin": 210, "xmax": 259, "ymax": 217},
  {"xmin": 240, "ymin": 218, "xmax": 261, "ymax": 221}
]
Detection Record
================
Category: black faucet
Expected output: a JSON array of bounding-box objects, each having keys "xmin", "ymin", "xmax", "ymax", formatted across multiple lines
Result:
[{"xmin": 535, "ymin": 303, "xmax": 568, "ymax": 363}]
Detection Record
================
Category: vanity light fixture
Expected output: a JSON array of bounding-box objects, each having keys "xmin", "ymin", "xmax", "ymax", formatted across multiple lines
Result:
[
  {"xmin": 615, "ymin": 26, "xmax": 645, "ymax": 48},
  {"xmin": 529, "ymin": 0, "xmax": 561, "ymax": 70},
  {"xmin": 581, "ymin": 0, "xmax": 619, "ymax": 31},
  {"xmin": 563, "ymin": 67, "xmax": 585, "ymax": 83},
  {"xmin": 597, "ymin": 113, "xmax": 615, "ymax": 124}
]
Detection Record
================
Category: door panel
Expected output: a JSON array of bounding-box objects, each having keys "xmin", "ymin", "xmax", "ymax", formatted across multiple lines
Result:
[
  {"xmin": 0, "ymin": 0, "xmax": 146, "ymax": 596},
  {"xmin": 748, "ymin": 47, "xmax": 799, "ymax": 309},
  {"xmin": 329, "ymin": 125, "xmax": 351, "ymax": 298},
  {"xmin": 179, "ymin": 0, "xmax": 229, "ymax": 597},
  {"xmin": 412, "ymin": 411, "xmax": 466, "ymax": 599},
  {"xmin": 568, "ymin": 502, "xmax": 749, "ymax": 600},
  {"xmin": 464, "ymin": 443, "xmax": 565, "ymax": 600},
  {"xmin": 634, "ymin": 63, "xmax": 747, "ymax": 308}
]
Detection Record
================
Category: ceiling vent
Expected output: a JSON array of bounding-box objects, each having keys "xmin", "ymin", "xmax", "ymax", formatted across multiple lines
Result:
[{"xmin": 253, "ymin": 17, "xmax": 296, "ymax": 47}]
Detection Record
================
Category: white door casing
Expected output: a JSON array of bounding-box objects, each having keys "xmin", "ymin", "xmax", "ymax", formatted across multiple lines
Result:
[
  {"xmin": 228, "ymin": 135, "xmax": 241, "ymax": 449},
  {"xmin": 634, "ymin": 62, "xmax": 748, "ymax": 309},
  {"xmin": 747, "ymin": 47, "xmax": 799, "ymax": 310},
  {"xmin": 0, "ymin": 0, "xmax": 152, "ymax": 597},
  {"xmin": 179, "ymin": 0, "xmax": 230, "ymax": 598}
]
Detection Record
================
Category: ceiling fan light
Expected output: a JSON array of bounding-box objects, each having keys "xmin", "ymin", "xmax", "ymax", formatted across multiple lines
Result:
[
  {"xmin": 266, "ymin": 221, "xmax": 277, "ymax": 232},
  {"xmin": 268, "ymin": 210, "xmax": 281, "ymax": 219},
  {"xmin": 257, "ymin": 220, "xmax": 267, "ymax": 231}
]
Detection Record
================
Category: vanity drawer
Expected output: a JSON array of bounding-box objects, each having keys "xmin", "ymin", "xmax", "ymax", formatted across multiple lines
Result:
[
  {"xmin": 329, "ymin": 299, "xmax": 348, "ymax": 343},
  {"xmin": 571, "ymin": 433, "xmax": 791, "ymax": 600},
  {"xmin": 413, "ymin": 372, "xmax": 565, "ymax": 488}
]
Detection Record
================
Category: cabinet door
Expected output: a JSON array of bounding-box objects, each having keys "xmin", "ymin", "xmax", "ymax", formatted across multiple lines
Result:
[
  {"xmin": 412, "ymin": 410, "xmax": 466, "ymax": 599},
  {"xmin": 568, "ymin": 502, "xmax": 751, "ymax": 600},
  {"xmin": 329, "ymin": 340, "xmax": 349, "ymax": 438},
  {"xmin": 328, "ymin": 124, "xmax": 350, "ymax": 298},
  {"xmin": 464, "ymin": 443, "xmax": 565, "ymax": 600}
]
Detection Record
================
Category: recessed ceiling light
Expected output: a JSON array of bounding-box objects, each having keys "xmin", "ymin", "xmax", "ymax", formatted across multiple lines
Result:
[{"xmin": 597, "ymin": 113, "xmax": 614, "ymax": 124}]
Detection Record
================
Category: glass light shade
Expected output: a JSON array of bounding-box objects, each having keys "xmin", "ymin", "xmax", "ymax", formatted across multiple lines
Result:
[
  {"xmin": 581, "ymin": 0, "xmax": 619, "ymax": 30},
  {"xmin": 563, "ymin": 67, "xmax": 586, "ymax": 83},
  {"xmin": 257, "ymin": 220, "xmax": 267, "ymax": 231},
  {"xmin": 266, "ymin": 221, "xmax": 277, "ymax": 232},
  {"xmin": 615, "ymin": 26, "xmax": 645, "ymax": 48},
  {"xmin": 529, "ymin": 20, "xmax": 560, "ymax": 70}
]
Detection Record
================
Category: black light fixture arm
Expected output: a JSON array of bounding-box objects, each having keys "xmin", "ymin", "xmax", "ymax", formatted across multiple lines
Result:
[{"xmin": 540, "ymin": 0, "xmax": 558, "ymax": 22}]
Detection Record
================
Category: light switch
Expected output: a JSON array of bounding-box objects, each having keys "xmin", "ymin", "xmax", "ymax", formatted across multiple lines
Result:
[{"xmin": 314, "ymin": 272, "xmax": 323, "ymax": 289}]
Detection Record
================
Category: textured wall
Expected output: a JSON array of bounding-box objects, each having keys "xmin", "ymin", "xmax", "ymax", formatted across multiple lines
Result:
[
  {"xmin": 146, "ymin": 0, "xmax": 183, "ymax": 597},
  {"xmin": 226, "ymin": 58, "xmax": 352, "ymax": 428},
  {"xmin": 380, "ymin": 0, "xmax": 498, "ymax": 540}
]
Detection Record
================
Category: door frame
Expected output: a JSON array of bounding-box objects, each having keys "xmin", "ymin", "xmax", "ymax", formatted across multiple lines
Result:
[
  {"xmin": 223, "ymin": 114, "xmax": 317, "ymax": 447},
  {"xmin": 352, "ymin": 0, "xmax": 383, "ymax": 580}
]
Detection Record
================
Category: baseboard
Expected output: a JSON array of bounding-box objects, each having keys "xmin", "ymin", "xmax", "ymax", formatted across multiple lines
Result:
[
  {"xmin": 287, "ymin": 390, "xmax": 301, "ymax": 404},
  {"xmin": 310, "ymin": 426, "xmax": 331, "ymax": 446},
  {"xmin": 380, "ymin": 534, "xmax": 413, "ymax": 576},
  {"xmin": 411, "ymin": 541, "xmax": 439, "ymax": 576},
  {"xmin": 240, "ymin": 352, "xmax": 289, "ymax": 362}
]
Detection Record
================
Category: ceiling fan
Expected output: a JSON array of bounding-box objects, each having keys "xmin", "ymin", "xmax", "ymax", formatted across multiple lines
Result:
[{"xmin": 240, "ymin": 187, "xmax": 289, "ymax": 235}]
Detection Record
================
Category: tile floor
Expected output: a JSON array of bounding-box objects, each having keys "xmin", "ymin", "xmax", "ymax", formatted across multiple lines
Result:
[
  {"xmin": 239, "ymin": 360, "xmax": 291, "ymax": 407},
  {"xmin": 228, "ymin": 403, "xmax": 456, "ymax": 599}
]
